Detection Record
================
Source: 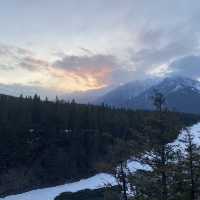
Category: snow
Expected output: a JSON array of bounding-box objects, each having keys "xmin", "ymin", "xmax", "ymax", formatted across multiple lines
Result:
[
  {"xmin": 0, "ymin": 173, "xmax": 117, "ymax": 200},
  {"xmin": 165, "ymin": 77, "xmax": 200, "ymax": 92},
  {"xmin": 171, "ymin": 85, "xmax": 182, "ymax": 92},
  {"xmin": 28, "ymin": 129, "xmax": 34, "ymax": 133},
  {"xmin": 127, "ymin": 160, "xmax": 152, "ymax": 172},
  {"xmin": 171, "ymin": 122, "xmax": 200, "ymax": 151},
  {"xmin": 156, "ymin": 76, "xmax": 200, "ymax": 96},
  {"xmin": 0, "ymin": 160, "xmax": 151, "ymax": 200}
]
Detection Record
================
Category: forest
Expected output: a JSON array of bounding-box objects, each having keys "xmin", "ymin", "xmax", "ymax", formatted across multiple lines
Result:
[{"xmin": 0, "ymin": 93, "xmax": 199, "ymax": 198}]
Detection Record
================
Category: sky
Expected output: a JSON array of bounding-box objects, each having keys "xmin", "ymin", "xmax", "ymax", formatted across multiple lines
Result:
[{"xmin": 1, "ymin": 0, "xmax": 200, "ymax": 97}]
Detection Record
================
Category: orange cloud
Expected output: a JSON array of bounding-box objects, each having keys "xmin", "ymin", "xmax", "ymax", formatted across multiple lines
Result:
[
  {"xmin": 48, "ymin": 66, "xmax": 110, "ymax": 92},
  {"xmin": 0, "ymin": 46, "xmax": 120, "ymax": 92},
  {"xmin": 49, "ymin": 54, "xmax": 119, "ymax": 92}
]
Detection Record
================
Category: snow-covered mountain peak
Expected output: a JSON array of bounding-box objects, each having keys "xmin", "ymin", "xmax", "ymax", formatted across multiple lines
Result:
[
  {"xmin": 95, "ymin": 78, "xmax": 161, "ymax": 106},
  {"xmin": 163, "ymin": 76, "xmax": 200, "ymax": 90},
  {"xmin": 96, "ymin": 75, "xmax": 200, "ymax": 114},
  {"xmin": 155, "ymin": 76, "xmax": 200, "ymax": 95}
]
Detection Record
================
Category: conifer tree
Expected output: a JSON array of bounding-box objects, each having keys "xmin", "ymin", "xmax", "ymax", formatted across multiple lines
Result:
[
  {"xmin": 131, "ymin": 92, "xmax": 181, "ymax": 200},
  {"xmin": 179, "ymin": 128, "xmax": 200, "ymax": 200}
]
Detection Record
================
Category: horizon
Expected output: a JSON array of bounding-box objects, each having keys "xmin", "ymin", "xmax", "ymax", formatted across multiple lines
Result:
[{"xmin": 1, "ymin": 75, "xmax": 199, "ymax": 102}]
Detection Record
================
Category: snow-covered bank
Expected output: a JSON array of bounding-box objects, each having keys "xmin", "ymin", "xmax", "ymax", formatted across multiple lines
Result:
[
  {"xmin": 127, "ymin": 160, "xmax": 152, "ymax": 172},
  {"xmin": 0, "ymin": 173, "xmax": 116, "ymax": 200},
  {"xmin": 171, "ymin": 122, "xmax": 200, "ymax": 151},
  {"xmin": 0, "ymin": 160, "xmax": 150, "ymax": 200}
]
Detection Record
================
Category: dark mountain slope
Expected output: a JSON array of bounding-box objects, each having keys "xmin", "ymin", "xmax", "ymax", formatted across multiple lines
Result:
[
  {"xmin": 95, "ymin": 79, "xmax": 159, "ymax": 107},
  {"xmin": 97, "ymin": 76, "xmax": 200, "ymax": 114},
  {"xmin": 127, "ymin": 76, "xmax": 200, "ymax": 114}
]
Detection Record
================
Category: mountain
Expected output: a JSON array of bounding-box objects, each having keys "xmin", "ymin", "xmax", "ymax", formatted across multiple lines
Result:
[
  {"xmin": 0, "ymin": 83, "xmax": 60, "ymax": 100},
  {"xmin": 129, "ymin": 76, "xmax": 200, "ymax": 113},
  {"xmin": 96, "ymin": 76, "xmax": 200, "ymax": 114},
  {"xmin": 61, "ymin": 87, "xmax": 111, "ymax": 104},
  {"xmin": 95, "ymin": 79, "xmax": 160, "ymax": 107}
]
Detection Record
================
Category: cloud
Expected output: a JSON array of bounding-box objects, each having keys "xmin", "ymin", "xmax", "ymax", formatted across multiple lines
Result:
[
  {"xmin": 54, "ymin": 54, "xmax": 119, "ymax": 71},
  {"xmin": 0, "ymin": 64, "xmax": 14, "ymax": 70},
  {"xmin": 0, "ymin": 44, "xmax": 32, "ymax": 59},
  {"xmin": 2, "ymin": 0, "xmax": 200, "ymax": 95},
  {"xmin": 19, "ymin": 57, "xmax": 49, "ymax": 71},
  {"xmin": 53, "ymin": 54, "xmax": 122, "ymax": 87},
  {"xmin": 0, "ymin": 44, "xmax": 49, "ymax": 72},
  {"xmin": 0, "ymin": 44, "xmax": 132, "ymax": 92},
  {"xmin": 168, "ymin": 55, "xmax": 200, "ymax": 79},
  {"xmin": 128, "ymin": 24, "xmax": 200, "ymax": 79},
  {"xmin": 0, "ymin": 44, "xmax": 35, "ymax": 72}
]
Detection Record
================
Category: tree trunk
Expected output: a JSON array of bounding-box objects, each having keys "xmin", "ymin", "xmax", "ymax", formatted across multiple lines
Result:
[
  {"xmin": 188, "ymin": 136, "xmax": 195, "ymax": 200},
  {"xmin": 120, "ymin": 161, "xmax": 128, "ymax": 200},
  {"xmin": 161, "ymin": 145, "xmax": 167, "ymax": 200}
]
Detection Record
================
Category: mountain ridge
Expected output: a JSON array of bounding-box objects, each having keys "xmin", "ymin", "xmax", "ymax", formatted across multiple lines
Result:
[{"xmin": 96, "ymin": 76, "xmax": 200, "ymax": 114}]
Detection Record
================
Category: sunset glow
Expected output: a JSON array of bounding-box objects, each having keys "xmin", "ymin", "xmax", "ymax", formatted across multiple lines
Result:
[{"xmin": 1, "ymin": 0, "xmax": 200, "ymax": 97}]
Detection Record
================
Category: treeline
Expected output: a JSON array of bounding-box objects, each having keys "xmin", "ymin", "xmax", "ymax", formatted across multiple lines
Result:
[{"xmin": 0, "ymin": 94, "xmax": 199, "ymax": 196}]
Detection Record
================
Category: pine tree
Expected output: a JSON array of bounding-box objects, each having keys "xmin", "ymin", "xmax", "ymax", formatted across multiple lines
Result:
[
  {"xmin": 110, "ymin": 139, "xmax": 132, "ymax": 200},
  {"xmin": 119, "ymin": 161, "xmax": 128, "ymax": 200},
  {"xmin": 179, "ymin": 128, "xmax": 200, "ymax": 200},
  {"xmin": 131, "ymin": 92, "xmax": 181, "ymax": 200}
]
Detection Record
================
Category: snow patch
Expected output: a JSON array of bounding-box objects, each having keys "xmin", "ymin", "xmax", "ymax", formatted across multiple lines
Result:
[
  {"xmin": 127, "ymin": 160, "xmax": 152, "ymax": 172},
  {"xmin": 0, "ymin": 174, "xmax": 117, "ymax": 200},
  {"xmin": 171, "ymin": 122, "xmax": 200, "ymax": 151},
  {"xmin": 0, "ymin": 161, "xmax": 152, "ymax": 200}
]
